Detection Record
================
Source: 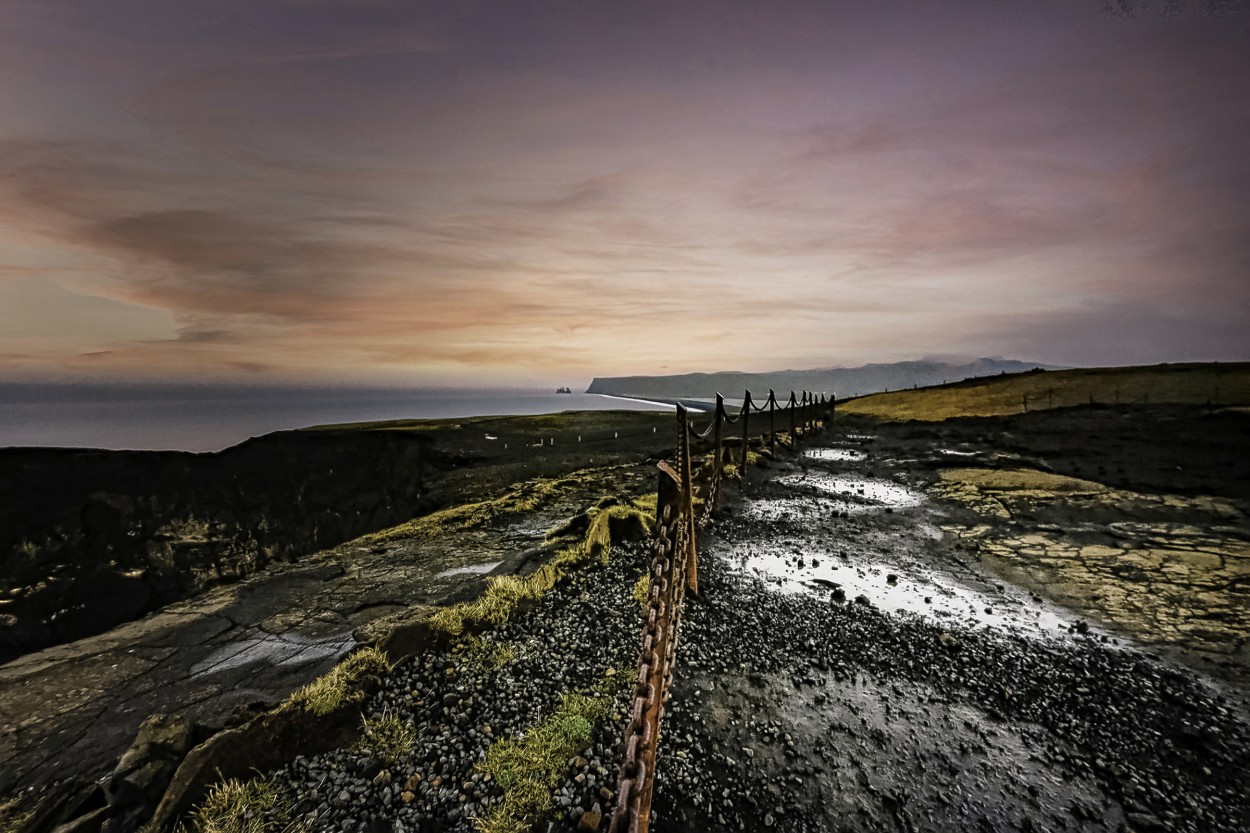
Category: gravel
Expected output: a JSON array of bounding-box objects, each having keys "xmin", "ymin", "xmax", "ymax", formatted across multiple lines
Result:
[{"xmin": 273, "ymin": 541, "xmax": 647, "ymax": 833}]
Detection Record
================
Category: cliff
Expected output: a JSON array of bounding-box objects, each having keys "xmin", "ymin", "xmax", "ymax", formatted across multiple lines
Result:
[
  {"xmin": 0, "ymin": 430, "xmax": 446, "ymax": 661},
  {"xmin": 586, "ymin": 358, "xmax": 1056, "ymax": 400}
]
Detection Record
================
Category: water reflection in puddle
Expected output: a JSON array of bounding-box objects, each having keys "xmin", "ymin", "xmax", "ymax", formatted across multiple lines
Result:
[
  {"xmin": 727, "ymin": 545, "xmax": 1069, "ymax": 634},
  {"xmin": 803, "ymin": 447, "xmax": 867, "ymax": 462},
  {"xmin": 775, "ymin": 471, "xmax": 924, "ymax": 508},
  {"xmin": 435, "ymin": 561, "xmax": 502, "ymax": 579}
]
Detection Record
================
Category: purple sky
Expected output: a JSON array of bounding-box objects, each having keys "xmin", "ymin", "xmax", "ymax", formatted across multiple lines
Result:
[{"xmin": 1, "ymin": 0, "xmax": 1248, "ymax": 388}]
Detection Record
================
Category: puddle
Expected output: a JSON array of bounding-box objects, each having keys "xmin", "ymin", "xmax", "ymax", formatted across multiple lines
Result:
[
  {"xmin": 435, "ymin": 561, "xmax": 502, "ymax": 579},
  {"xmin": 777, "ymin": 471, "xmax": 924, "ymax": 508},
  {"xmin": 803, "ymin": 447, "xmax": 867, "ymax": 462},
  {"xmin": 726, "ymin": 545, "xmax": 1070, "ymax": 635},
  {"xmin": 191, "ymin": 630, "xmax": 354, "ymax": 677}
]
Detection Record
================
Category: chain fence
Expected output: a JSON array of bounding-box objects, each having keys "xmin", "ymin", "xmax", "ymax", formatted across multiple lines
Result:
[{"xmin": 607, "ymin": 390, "xmax": 835, "ymax": 833}]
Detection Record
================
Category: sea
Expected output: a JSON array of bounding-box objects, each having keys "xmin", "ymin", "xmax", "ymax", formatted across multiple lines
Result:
[{"xmin": 0, "ymin": 386, "xmax": 672, "ymax": 453}]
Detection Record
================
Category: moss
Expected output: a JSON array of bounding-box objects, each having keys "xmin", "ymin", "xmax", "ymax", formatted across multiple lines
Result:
[
  {"xmin": 356, "ymin": 470, "xmax": 611, "ymax": 547},
  {"xmin": 453, "ymin": 635, "xmax": 521, "ymax": 671},
  {"xmin": 285, "ymin": 647, "xmax": 391, "ymax": 716},
  {"xmin": 359, "ymin": 709, "xmax": 417, "ymax": 763},
  {"xmin": 430, "ymin": 502, "xmax": 653, "ymax": 640},
  {"xmin": 631, "ymin": 573, "xmax": 650, "ymax": 616},
  {"xmin": 475, "ymin": 686, "xmax": 616, "ymax": 833},
  {"xmin": 0, "ymin": 795, "xmax": 33, "ymax": 833},
  {"xmin": 187, "ymin": 777, "xmax": 298, "ymax": 833}
]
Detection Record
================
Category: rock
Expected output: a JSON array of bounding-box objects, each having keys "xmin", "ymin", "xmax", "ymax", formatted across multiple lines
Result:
[
  {"xmin": 404, "ymin": 773, "xmax": 423, "ymax": 791},
  {"xmin": 104, "ymin": 713, "xmax": 195, "ymax": 809},
  {"xmin": 401, "ymin": 791, "xmax": 415, "ymax": 804},
  {"xmin": 939, "ymin": 632, "xmax": 958, "ymax": 650},
  {"xmin": 886, "ymin": 574, "xmax": 898, "ymax": 585},
  {"xmin": 854, "ymin": 594, "xmax": 871, "ymax": 606},
  {"xmin": 1126, "ymin": 812, "xmax": 1166, "ymax": 832},
  {"xmin": 577, "ymin": 809, "xmax": 603, "ymax": 832}
]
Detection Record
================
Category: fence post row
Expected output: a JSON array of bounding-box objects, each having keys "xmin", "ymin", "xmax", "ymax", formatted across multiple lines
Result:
[{"xmin": 610, "ymin": 386, "xmax": 836, "ymax": 833}]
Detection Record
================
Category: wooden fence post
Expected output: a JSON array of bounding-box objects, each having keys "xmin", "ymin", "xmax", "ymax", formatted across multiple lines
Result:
[
  {"xmin": 789, "ymin": 391, "xmax": 797, "ymax": 449},
  {"xmin": 677, "ymin": 404, "xmax": 698, "ymax": 596},
  {"xmin": 768, "ymin": 389, "xmax": 776, "ymax": 454},
  {"xmin": 740, "ymin": 390, "xmax": 751, "ymax": 476}
]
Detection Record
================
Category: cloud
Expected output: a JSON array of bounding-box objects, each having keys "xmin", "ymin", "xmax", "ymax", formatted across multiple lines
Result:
[{"xmin": 0, "ymin": 1, "xmax": 1248, "ymax": 384}]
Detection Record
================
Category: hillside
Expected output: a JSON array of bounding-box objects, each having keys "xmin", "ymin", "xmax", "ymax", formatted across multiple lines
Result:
[
  {"xmin": 838, "ymin": 362, "xmax": 1250, "ymax": 421},
  {"xmin": 587, "ymin": 358, "xmax": 1054, "ymax": 400}
]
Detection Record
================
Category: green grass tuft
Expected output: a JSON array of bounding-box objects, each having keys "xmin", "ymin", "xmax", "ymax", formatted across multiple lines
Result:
[
  {"xmin": 430, "ymin": 502, "xmax": 653, "ymax": 640},
  {"xmin": 474, "ymin": 690, "xmax": 614, "ymax": 833},
  {"xmin": 187, "ymin": 777, "xmax": 298, "ymax": 833},
  {"xmin": 285, "ymin": 647, "xmax": 392, "ymax": 716},
  {"xmin": 631, "ymin": 573, "xmax": 650, "ymax": 616},
  {"xmin": 359, "ymin": 709, "xmax": 417, "ymax": 763}
]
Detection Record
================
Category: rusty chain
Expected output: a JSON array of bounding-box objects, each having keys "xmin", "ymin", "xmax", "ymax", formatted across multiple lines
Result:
[{"xmin": 608, "ymin": 390, "xmax": 831, "ymax": 833}]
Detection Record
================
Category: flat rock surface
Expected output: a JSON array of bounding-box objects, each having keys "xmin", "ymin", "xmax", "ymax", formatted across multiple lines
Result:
[{"xmin": 0, "ymin": 462, "xmax": 651, "ymax": 794}]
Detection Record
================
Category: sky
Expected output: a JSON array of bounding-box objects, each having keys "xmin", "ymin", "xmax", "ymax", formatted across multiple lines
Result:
[{"xmin": 1, "ymin": 0, "xmax": 1248, "ymax": 389}]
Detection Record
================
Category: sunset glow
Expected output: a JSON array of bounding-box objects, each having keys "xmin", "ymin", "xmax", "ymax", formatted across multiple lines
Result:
[{"xmin": 2, "ymin": 1, "xmax": 1247, "ymax": 388}]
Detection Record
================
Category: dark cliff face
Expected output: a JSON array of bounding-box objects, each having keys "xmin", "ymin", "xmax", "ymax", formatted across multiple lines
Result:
[{"xmin": 0, "ymin": 430, "xmax": 447, "ymax": 662}]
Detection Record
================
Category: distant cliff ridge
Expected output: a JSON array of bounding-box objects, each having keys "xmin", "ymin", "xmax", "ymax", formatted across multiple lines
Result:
[{"xmin": 587, "ymin": 358, "xmax": 1060, "ymax": 400}]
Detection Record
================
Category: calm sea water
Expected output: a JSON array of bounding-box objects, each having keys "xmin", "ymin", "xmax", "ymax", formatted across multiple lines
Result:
[{"xmin": 0, "ymin": 387, "xmax": 671, "ymax": 452}]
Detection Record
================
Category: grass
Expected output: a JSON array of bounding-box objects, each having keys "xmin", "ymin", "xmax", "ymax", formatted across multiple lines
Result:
[
  {"xmin": 354, "ymin": 475, "xmax": 575, "ymax": 546},
  {"xmin": 631, "ymin": 573, "xmax": 650, "ymax": 616},
  {"xmin": 428, "ymin": 501, "xmax": 653, "ymax": 640},
  {"xmin": 839, "ymin": 362, "xmax": 1250, "ymax": 422},
  {"xmin": 187, "ymin": 777, "xmax": 299, "ymax": 833},
  {"xmin": 0, "ymin": 796, "xmax": 32, "ymax": 833},
  {"xmin": 284, "ymin": 647, "xmax": 392, "ymax": 716},
  {"xmin": 358, "ymin": 709, "xmax": 417, "ymax": 763},
  {"xmin": 454, "ymin": 636, "xmax": 521, "ymax": 671},
  {"xmin": 474, "ymin": 687, "xmax": 616, "ymax": 833}
]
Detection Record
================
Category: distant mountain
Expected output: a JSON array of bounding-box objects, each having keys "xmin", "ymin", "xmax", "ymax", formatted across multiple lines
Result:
[{"xmin": 586, "ymin": 358, "xmax": 1061, "ymax": 400}]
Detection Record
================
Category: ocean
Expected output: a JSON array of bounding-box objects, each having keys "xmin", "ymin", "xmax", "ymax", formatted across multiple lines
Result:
[{"xmin": 0, "ymin": 387, "xmax": 672, "ymax": 453}]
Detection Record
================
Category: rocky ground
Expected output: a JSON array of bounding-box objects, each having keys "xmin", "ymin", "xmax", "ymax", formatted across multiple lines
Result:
[
  {"xmin": 246, "ymin": 410, "xmax": 1249, "ymax": 833},
  {"xmin": 5, "ymin": 405, "xmax": 1249, "ymax": 833}
]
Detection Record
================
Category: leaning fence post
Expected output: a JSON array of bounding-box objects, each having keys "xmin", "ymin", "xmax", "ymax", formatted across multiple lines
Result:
[
  {"xmin": 788, "ymin": 391, "xmax": 797, "ymax": 449},
  {"xmin": 741, "ymin": 390, "xmax": 751, "ymax": 476},
  {"xmin": 677, "ymin": 404, "xmax": 698, "ymax": 596},
  {"xmin": 768, "ymin": 389, "xmax": 776, "ymax": 454},
  {"xmin": 713, "ymin": 392, "xmax": 724, "ymax": 486}
]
